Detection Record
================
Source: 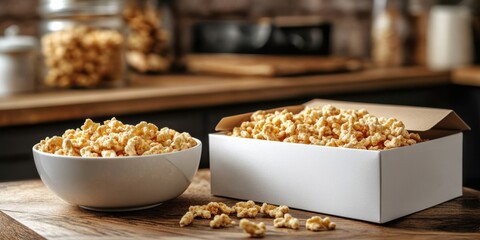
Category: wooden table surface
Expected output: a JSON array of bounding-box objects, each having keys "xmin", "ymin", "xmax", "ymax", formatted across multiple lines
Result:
[
  {"xmin": 1, "ymin": 169, "xmax": 479, "ymax": 239},
  {"xmin": 0, "ymin": 67, "xmax": 449, "ymax": 127}
]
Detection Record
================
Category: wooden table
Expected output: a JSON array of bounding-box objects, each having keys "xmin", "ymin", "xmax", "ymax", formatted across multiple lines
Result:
[{"xmin": 1, "ymin": 170, "xmax": 479, "ymax": 239}]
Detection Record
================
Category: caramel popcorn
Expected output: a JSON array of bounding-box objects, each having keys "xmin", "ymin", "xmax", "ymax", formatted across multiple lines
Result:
[
  {"xmin": 123, "ymin": 2, "xmax": 172, "ymax": 72},
  {"xmin": 179, "ymin": 201, "xmax": 340, "ymax": 237},
  {"xmin": 229, "ymin": 105, "xmax": 423, "ymax": 150},
  {"xmin": 179, "ymin": 211, "xmax": 194, "ymax": 227},
  {"xmin": 260, "ymin": 203, "xmax": 289, "ymax": 218},
  {"xmin": 37, "ymin": 118, "xmax": 197, "ymax": 157},
  {"xmin": 239, "ymin": 219, "xmax": 266, "ymax": 238},
  {"xmin": 188, "ymin": 202, "xmax": 235, "ymax": 219},
  {"xmin": 305, "ymin": 216, "xmax": 336, "ymax": 231},
  {"xmin": 41, "ymin": 26, "xmax": 124, "ymax": 88},
  {"xmin": 209, "ymin": 214, "xmax": 236, "ymax": 228},
  {"xmin": 234, "ymin": 200, "xmax": 261, "ymax": 218},
  {"xmin": 188, "ymin": 207, "xmax": 212, "ymax": 219},
  {"xmin": 273, "ymin": 214, "xmax": 299, "ymax": 230}
]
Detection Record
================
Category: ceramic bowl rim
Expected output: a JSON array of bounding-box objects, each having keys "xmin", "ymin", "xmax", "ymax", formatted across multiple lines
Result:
[{"xmin": 32, "ymin": 138, "xmax": 202, "ymax": 161}]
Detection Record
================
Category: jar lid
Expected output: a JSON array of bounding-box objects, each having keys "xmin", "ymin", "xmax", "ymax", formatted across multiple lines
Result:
[
  {"xmin": 38, "ymin": 0, "xmax": 124, "ymax": 17},
  {"xmin": 0, "ymin": 26, "xmax": 37, "ymax": 53}
]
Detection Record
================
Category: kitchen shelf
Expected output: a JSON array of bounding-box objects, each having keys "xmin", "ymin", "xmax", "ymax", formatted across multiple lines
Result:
[
  {"xmin": 452, "ymin": 66, "xmax": 480, "ymax": 87},
  {"xmin": 0, "ymin": 67, "xmax": 449, "ymax": 127}
]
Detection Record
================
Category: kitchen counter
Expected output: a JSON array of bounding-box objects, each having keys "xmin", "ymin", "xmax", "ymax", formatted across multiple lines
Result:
[
  {"xmin": 0, "ymin": 67, "xmax": 449, "ymax": 127},
  {"xmin": 452, "ymin": 66, "xmax": 480, "ymax": 87},
  {"xmin": 1, "ymin": 169, "xmax": 479, "ymax": 239}
]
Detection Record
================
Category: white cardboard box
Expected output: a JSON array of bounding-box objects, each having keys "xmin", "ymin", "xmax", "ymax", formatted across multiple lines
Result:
[{"xmin": 209, "ymin": 99, "xmax": 470, "ymax": 223}]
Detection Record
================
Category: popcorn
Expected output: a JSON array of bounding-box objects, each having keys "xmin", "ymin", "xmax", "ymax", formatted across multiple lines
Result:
[
  {"xmin": 239, "ymin": 219, "xmax": 266, "ymax": 238},
  {"xmin": 229, "ymin": 105, "xmax": 423, "ymax": 150},
  {"xmin": 123, "ymin": 4, "xmax": 172, "ymax": 72},
  {"xmin": 179, "ymin": 211, "xmax": 194, "ymax": 227},
  {"xmin": 188, "ymin": 208, "xmax": 212, "ymax": 219},
  {"xmin": 37, "ymin": 118, "xmax": 197, "ymax": 157},
  {"xmin": 209, "ymin": 214, "xmax": 236, "ymax": 228},
  {"xmin": 273, "ymin": 214, "xmax": 299, "ymax": 230},
  {"xmin": 209, "ymin": 202, "xmax": 235, "ymax": 215},
  {"xmin": 41, "ymin": 26, "xmax": 124, "ymax": 88},
  {"xmin": 188, "ymin": 202, "xmax": 235, "ymax": 218},
  {"xmin": 233, "ymin": 200, "xmax": 261, "ymax": 218},
  {"xmin": 180, "ymin": 201, "xmax": 339, "ymax": 237},
  {"xmin": 305, "ymin": 216, "xmax": 336, "ymax": 231},
  {"xmin": 260, "ymin": 203, "xmax": 289, "ymax": 218}
]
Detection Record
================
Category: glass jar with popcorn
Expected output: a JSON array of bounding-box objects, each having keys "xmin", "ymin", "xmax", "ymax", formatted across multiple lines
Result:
[
  {"xmin": 371, "ymin": 0, "xmax": 410, "ymax": 68},
  {"xmin": 38, "ymin": 0, "xmax": 126, "ymax": 89},
  {"xmin": 123, "ymin": 0, "xmax": 174, "ymax": 73}
]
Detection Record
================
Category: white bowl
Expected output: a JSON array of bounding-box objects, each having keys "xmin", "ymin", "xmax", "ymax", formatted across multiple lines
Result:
[{"xmin": 32, "ymin": 138, "xmax": 202, "ymax": 211}]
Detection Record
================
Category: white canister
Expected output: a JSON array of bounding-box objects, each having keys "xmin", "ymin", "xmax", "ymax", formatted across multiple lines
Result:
[
  {"xmin": 427, "ymin": 6, "xmax": 473, "ymax": 70},
  {"xmin": 0, "ymin": 26, "xmax": 38, "ymax": 95}
]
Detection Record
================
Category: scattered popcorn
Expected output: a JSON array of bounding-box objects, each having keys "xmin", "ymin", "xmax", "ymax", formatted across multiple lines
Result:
[
  {"xmin": 180, "ymin": 201, "xmax": 339, "ymax": 237},
  {"xmin": 239, "ymin": 219, "xmax": 266, "ymax": 238},
  {"xmin": 234, "ymin": 200, "xmax": 261, "ymax": 218},
  {"xmin": 41, "ymin": 26, "xmax": 124, "ymax": 88},
  {"xmin": 260, "ymin": 203, "xmax": 289, "ymax": 218},
  {"xmin": 229, "ymin": 105, "xmax": 423, "ymax": 150},
  {"xmin": 273, "ymin": 213, "xmax": 299, "ymax": 230},
  {"xmin": 188, "ymin": 206, "xmax": 212, "ymax": 219},
  {"xmin": 37, "ymin": 118, "xmax": 197, "ymax": 157},
  {"xmin": 179, "ymin": 211, "xmax": 194, "ymax": 227},
  {"xmin": 189, "ymin": 202, "xmax": 235, "ymax": 219},
  {"xmin": 305, "ymin": 216, "xmax": 336, "ymax": 231},
  {"xmin": 209, "ymin": 214, "xmax": 236, "ymax": 228},
  {"xmin": 209, "ymin": 202, "xmax": 235, "ymax": 215}
]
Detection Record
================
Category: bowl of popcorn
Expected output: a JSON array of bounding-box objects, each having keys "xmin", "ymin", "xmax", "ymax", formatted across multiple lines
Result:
[{"xmin": 32, "ymin": 118, "xmax": 201, "ymax": 211}]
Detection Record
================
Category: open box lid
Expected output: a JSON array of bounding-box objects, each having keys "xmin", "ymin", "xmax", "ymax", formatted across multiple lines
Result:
[{"xmin": 215, "ymin": 99, "xmax": 470, "ymax": 132}]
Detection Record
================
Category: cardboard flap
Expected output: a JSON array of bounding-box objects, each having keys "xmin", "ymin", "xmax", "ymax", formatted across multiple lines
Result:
[
  {"xmin": 303, "ymin": 99, "xmax": 470, "ymax": 132},
  {"xmin": 215, "ymin": 99, "xmax": 470, "ymax": 132}
]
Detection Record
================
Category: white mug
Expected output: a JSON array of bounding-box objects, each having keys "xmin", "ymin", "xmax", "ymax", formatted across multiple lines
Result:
[{"xmin": 427, "ymin": 6, "xmax": 473, "ymax": 70}]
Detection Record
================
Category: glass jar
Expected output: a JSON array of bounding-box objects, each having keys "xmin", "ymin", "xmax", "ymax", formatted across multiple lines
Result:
[
  {"xmin": 123, "ymin": 0, "xmax": 174, "ymax": 73},
  {"xmin": 38, "ymin": 0, "xmax": 126, "ymax": 89},
  {"xmin": 409, "ymin": 0, "xmax": 435, "ymax": 66},
  {"xmin": 0, "ymin": 25, "xmax": 38, "ymax": 95},
  {"xmin": 371, "ymin": 0, "xmax": 409, "ymax": 68}
]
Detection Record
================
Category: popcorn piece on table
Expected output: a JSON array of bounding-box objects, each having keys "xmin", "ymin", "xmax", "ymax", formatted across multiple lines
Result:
[
  {"xmin": 273, "ymin": 213, "xmax": 299, "ymax": 230},
  {"xmin": 209, "ymin": 214, "xmax": 236, "ymax": 228},
  {"xmin": 305, "ymin": 216, "xmax": 336, "ymax": 231},
  {"xmin": 188, "ymin": 202, "xmax": 235, "ymax": 219},
  {"xmin": 234, "ymin": 200, "xmax": 261, "ymax": 218},
  {"xmin": 260, "ymin": 203, "xmax": 289, "ymax": 218},
  {"xmin": 208, "ymin": 202, "xmax": 235, "ymax": 215},
  {"xmin": 205, "ymin": 202, "xmax": 235, "ymax": 215},
  {"xmin": 179, "ymin": 211, "xmax": 194, "ymax": 227},
  {"xmin": 188, "ymin": 205, "xmax": 212, "ymax": 219},
  {"xmin": 239, "ymin": 219, "xmax": 266, "ymax": 238}
]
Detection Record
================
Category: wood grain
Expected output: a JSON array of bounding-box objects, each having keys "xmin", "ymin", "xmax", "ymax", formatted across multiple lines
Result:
[
  {"xmin": 1, "ymin": 170, "xmax": 479, "ymax": 239},
  {"xmin": 0, "ymin": 67, "xmax": 449, "ymax": 127}
]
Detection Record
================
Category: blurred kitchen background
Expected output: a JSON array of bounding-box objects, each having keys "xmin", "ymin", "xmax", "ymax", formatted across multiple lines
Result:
[{"xmin": 1, "ymin": 0, "xmax": 480, "ymax": 189}]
